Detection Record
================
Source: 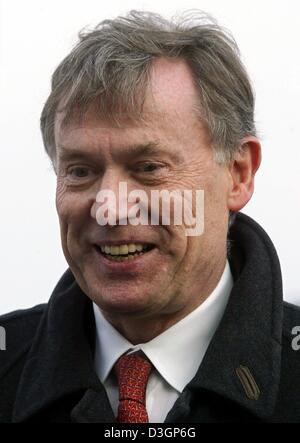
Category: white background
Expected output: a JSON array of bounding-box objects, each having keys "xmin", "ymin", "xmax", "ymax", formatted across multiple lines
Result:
[{"xmin": 0, "ymin": 0, "xmax": 300, "ymax": 314}]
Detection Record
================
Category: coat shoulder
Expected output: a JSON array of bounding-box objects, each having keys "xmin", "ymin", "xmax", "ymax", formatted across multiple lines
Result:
[
  {"xmin": 271, "ymin": 301, "xmax": 300, "ymax": 422},
  {"xmin": 0, "ymin": 304, "xmax": 46, "ymax": 378},
  {"xmin": 281, "ymin": 301, "xmax": 300, "ymax": 362},
  {"xmin": 282, "ymin": 301, "xmax": 300, "ymax": 336},
  {"xmin": 0, "ymin": 304, "xmax": 46, "ymax": 422}
]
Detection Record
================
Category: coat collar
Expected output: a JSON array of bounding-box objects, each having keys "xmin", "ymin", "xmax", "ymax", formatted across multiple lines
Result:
[{"xmin": 12, "ymin": 212, "xmax": 283, "ymax": 422}]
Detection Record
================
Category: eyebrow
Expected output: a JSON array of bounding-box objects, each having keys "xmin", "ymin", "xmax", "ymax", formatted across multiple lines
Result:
[
  {"xmin": 57, "ymin": 146, "xmax": 99, "ymax": 162},
  {"xmin": 57, "ymin": 142, "xmax": 184, "ymax": 164}
]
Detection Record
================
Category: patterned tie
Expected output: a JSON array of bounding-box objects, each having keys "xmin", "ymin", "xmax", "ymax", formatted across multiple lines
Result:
[{"xmin": 114, "ymin": 353, "xmax": 152, "ymax": 423}]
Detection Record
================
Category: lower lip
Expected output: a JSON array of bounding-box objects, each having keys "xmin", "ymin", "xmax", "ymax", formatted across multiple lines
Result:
[{"xmin": 93, "ymin": 246, "xmax": 158, "ymax": 272}]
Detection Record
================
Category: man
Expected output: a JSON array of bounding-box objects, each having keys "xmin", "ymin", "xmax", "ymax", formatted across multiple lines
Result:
[{"xmin": 0, "ymin": 10, "xmax": 299, "ymax": 423}]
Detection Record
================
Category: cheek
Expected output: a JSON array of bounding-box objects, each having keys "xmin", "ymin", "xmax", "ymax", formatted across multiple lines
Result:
[
  {"xmin": 200, "ymin": 178, "xmax": 229, "ymax": 253},
  {"xmin": 56, "ymin": 179, "xmax": 68, "ymax": 219},
  {"xmin": 168, "ymin": 225, "xmax": 199, "ymax": 272},
  {"xmin": 55, "ymin": 181, "xmax": 90, "ymax": 249},
  {"xmin": 199, "ymin": 162, "xmax": 229, "ymax": 209},
  {"xmin": 56, "ymin": 180, "xmax": 86, "ymax": 222}
]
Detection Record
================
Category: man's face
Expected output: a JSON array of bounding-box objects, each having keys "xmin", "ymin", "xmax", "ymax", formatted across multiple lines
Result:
[{"xmin": 55, "ymin": 58, "xmax": 231, "ymax": 325}]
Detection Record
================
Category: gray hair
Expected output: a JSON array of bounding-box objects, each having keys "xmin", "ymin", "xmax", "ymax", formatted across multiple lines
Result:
[{"xmin": 40, "ymin": 10, "xmax": 256, "ymax": 164}]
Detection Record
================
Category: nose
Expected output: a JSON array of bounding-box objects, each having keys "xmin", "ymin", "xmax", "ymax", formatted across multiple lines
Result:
[{"xmin": 90, "ymin": 170, "xmax": 130, "ymax": 226}]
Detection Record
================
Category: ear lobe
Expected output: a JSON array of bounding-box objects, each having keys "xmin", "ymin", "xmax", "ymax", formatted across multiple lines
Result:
[{"xmin": 227, "ymin": 137, "xmax": 262, "ymax": 212}]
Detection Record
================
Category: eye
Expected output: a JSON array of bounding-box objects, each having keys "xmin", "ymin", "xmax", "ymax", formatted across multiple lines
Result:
[
  {"xmin": 143, "ymin": 163, "xmax": 160, "ymax": 172},
  {"xmin": 134, "ymin": 162, "xmax": 165, "ymax": 173},
  {"xmin": 67, "ymin": 166, "xmax": 95, "ymax": 182},
  {"xmin": 70, "ymin": 167, "xmax": 89, "ymax": 177}
]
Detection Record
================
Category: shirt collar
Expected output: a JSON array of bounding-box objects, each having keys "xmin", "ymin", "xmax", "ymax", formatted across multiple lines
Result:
[{"xmin": 93, "ymin": 260, "xmax": 233, "ymax": 392}]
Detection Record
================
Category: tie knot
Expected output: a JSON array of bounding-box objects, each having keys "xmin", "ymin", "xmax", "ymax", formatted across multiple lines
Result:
[{"xmin": 114, "ymin": 353, "xmax": 152, "ymax": 404}]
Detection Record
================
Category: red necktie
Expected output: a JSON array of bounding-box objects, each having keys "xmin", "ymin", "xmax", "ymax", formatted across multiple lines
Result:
[{"xmin": 114, "ymin": 353, "xmax": 152, "ymax": 423}]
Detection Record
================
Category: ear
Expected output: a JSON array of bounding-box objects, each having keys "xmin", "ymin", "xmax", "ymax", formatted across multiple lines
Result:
[{"xmin": 227, "ymin": 137, "xmax": 262, "ymax": 212}]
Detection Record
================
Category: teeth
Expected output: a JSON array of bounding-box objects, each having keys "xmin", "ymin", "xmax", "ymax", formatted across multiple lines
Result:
[
  {"xmin": 110, "ymin": 246, "xmax": 120, "ymax": 256},
  {"xmin": 100, "ymin": 243, "xmax": 148, "ymax": 255},
  {"xmin": 119, "ymin": 245, "xmax": 129, "ymax": 255},
  {"xmin": 105, "ymin": 252, "xmax": 143, "ymax": 262},
  {"xmin": 128, "ymin": 243, "xmax": 136, "ymax": 253}
]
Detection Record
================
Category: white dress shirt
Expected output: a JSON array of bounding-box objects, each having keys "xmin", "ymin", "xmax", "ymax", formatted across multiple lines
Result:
[{"xmin": 93, "ymin": 260, "xmax": 233, "ymax": 422}]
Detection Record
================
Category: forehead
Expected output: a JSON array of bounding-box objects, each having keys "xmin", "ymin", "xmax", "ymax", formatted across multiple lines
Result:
[
  {"xmin": 147, "ymin": 57, "xmax": 200, "ymax": 116},
  {"xmin": 55, "ymin": 58, "xmax": 206, "ymax": 152}
]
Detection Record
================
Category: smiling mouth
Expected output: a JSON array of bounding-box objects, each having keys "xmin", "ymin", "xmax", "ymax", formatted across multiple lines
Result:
[{"xmin": 94, "ymin": 243, "xmax": 155, "ymax": 262}]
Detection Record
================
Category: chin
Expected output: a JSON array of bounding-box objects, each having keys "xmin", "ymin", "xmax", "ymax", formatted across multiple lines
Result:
[{"xmin": 87, "ymin": 282, "xmax": 151, "ymax": 312}]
